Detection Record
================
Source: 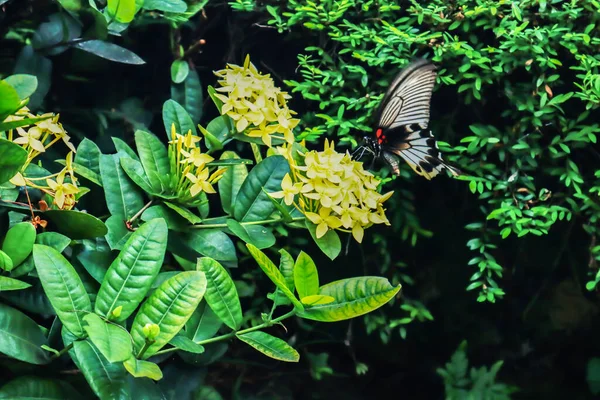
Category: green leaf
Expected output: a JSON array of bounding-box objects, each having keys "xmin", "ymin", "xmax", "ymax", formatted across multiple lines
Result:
[
  {"xmin": 164, "ymin": 201, "xmax": 202, "ymax": 224},
  {"xmin": 298, "ymin": 277, "xmax": 401, "ymax": 322},
  {"xmin": 194, "ymin": 386, "xmax": 223, "ymax": 400},
  {"xmin": 300, "ymin": 294, "xmax": 335, "ymax": 306},
  {"xmin": 0, "ymin": 115, "xmax": 51, "ymax": 132},
  {"xmin": 0, "ymin": 139, "xmax": 27, "ymax": 185},
  {"xmin": 185, "ymin": 301, "xmax": 222, "ymax": 342},
  {"xmin": 112, "ymin": 137, "xmax": 139, "ymax": 160},
  {"xmin": 73, "ymin": 339, "xmax": 128, "ymax": 399},
  {"xmin": 279, "ymin": 249, "xmax": 295, "ymax": 291},
  {"xmin": 131, "ymin": 271, "xmax": 207, "ymax": 358},
  {"xmin": 144, "ymin": 0, "xmax": 187, "ymax": 12},
  {"xmin": 0, "ymin": 376, "xmax": 80, "ymax": 399},
  {"xmin": 44, "ymin": 210, "xmax": 108, "ymax": 240},
  {"xmin": 294, "ymin": 251, "xmax": 319, "ymax": 299},
  {"xmin": 169, "ymin": 335, "xmax": 205, "ymax": 354},
  {"xmin": 33, "ymin": 245, "xmax": 92, "ymax": 337},
  {"xmin": 196, "ymin": 258, "xmax": 242, "ymax": 330},
  {"xmin": 171, "ymin": 66, "xmax": 203, "ymax": 124},
  {"xmin": 95, "ymin": 218, "xmax": 168, "ymax": 322},
  {"xmin": 245, "ymin": 244, "xmax": 304, "ymax": 311},
  {"xmin": 75, "ymin": 40, "xmax": 145, "ymax": 64},
  {"xmin": 2, "ymin": 221, "xmax": 36, "ymax": 267},
  {"xmin": 182, "ymin": 229, "xmax": 237, "ymax": 262},
  {"xmin": 123, "ymin": 356, "xmax": 163, "ymax": 380},
  {"xmin": 100, "ymin": 153, "xmax": 145, "ymax": 219},
  {"xmin": 218, "ymin": 151, "xmax": 248, "ymax": 215},
  {"xmin": 236, "ymin": 331, "xmax": 299, "ymax": 362},
  {"xmin": 14, "ymin": 45, "xmax": 51, "ymax": 109},
  {"xmin": 104, "ymin": 214, "xmax": 131, "ymax": 250},
  {"xmin": 120, "ymin": 157, "xmax": 155, "ymax": 194},
  {"xmin": 226, "ymin": 220, "xmax": 275, "ymax": 249},
  {"xmin": 0, "ymin": 302, "xmax": 50, "ymax": 364},
  {"xmin": 55, "ymin": 160, "xmax": 101, "ymax": 186},
  {"xmin": 83, "ymin": 313, "xmax": 133, "ymax": 363},
  {"xmin": 0, "ymin": 81, "xmax": 21, "ymax": 119},
  {"xmin": 75, "ymin": 238, "xmax": 112, "ymax": 283},
  {"xmin": 75, "ymin": 138, "xmax": 102, "ymax": 177},
  {"xmin": 162, "ymin": 99, "xmax": 196, "ymax": 139},
  {"xmin": 141, "ymin": 205, "xmax": 188, "ymax": 232},
  {"xmin": 3, "ymin": 74, "xmax": 38, "ymax": 100},
  {"xmin": 171, "ymin": 60, "xmax": 190, "ymax": 84},
  {"xmin": 306, "ymin": 221, "xmax": 341, "ymax": 260},
  {"xmin": 106, "ymin": 0, "xmax": 136, "ymax": 23},
  {"xmin": 0, "ymin": 276, "xmax": 31, "ymax": 291},
  {"xmin": 233, "ymin": 155, "xmax": 290, "ymax": 222},
  {"xmin": 135, "ymin": 130, "xmax": 171, "ymax": 192}
]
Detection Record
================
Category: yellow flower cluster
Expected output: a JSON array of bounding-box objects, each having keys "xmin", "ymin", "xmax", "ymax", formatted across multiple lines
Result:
[
  {"xmin": 6, "ymin": 107, "xmax": 81, "ymax": 210},
  {"xmin": 168, "ymin": 124, "xmax": 225, "ymax": 204},
  {"xmin": 271, "ymin": 140, "xmax": 393, "ymax": 243},
  {"xmin": 213, "ymin": 55, "xmax": 299, "ymax": 147}
]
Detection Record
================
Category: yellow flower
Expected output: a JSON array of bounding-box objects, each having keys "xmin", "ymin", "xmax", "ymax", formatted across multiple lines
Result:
[
  {"xmin": 305, "ymin": 207, "xmax": 343, "ymax": 238},
  {"xmin": 213, "ymin": 55, "xmax": 298, "ymax": 147},
  {"xmin": 13, "ymin": 126, "xmax": 46, "ymax": 152},
  {"xmin": 47, "ymin": 172, "xmax": 79, "ymax": 209},
  {"xmin": 181, "ymin": 147, "xmax": 214, "ymax": 168},
  {"xmin": 186, "ymin": 169, "xmax": 216, "ymax": 196},
  {"xmin": 270, "ymin": 174, "xmax": 302, "ymax": 206}
]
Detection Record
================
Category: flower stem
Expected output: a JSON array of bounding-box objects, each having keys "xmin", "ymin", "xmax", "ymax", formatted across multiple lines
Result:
[
  {"xmin": 189, "ymin": 216, "xmax": 305, "ymax": 229},
  {"xmin": 127, "ymin": 200, "xmax": 154, "ymax": 224}
]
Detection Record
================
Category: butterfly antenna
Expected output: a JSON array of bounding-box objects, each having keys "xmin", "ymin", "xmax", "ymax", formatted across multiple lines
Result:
[{"xmin": 351, "ymin": 145, "xmax": 365, "ymax": 160}]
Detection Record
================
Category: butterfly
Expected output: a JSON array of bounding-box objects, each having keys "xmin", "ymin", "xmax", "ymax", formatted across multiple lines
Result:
[{"xmin": 353, "ymin": 59, "xmax": 461, "ymax": 180}]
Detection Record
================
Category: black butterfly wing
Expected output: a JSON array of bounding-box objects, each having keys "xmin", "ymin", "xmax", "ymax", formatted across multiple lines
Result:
[{"xmin": 375, "ymin": 59, "xmax": 460, "ymax": 179}]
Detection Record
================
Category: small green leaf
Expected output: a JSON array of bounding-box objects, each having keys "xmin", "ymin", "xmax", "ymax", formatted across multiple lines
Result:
[
  {"xmin": 300, "ymin": 294, "xmax": 335, "ymax": 306},
  {"xmin": 120, "ymin": 157, "xmax": 155, "ymax": 194},
  {"xmin": 73, "ymin": 339, "xmax": 128, "ymax": 399},
  {"xmin": 162, "ymin": 99, "xmax": 196, "ymax": 139},
  {"xmin": 0, "ymin": 139, "xmax": 27, "ymax": 185},
  {"xmin": 218, "ymin": 151, "xmax": 248, "ymax": 215},
  {"xmin": 236, "ymin": 331, "xmax": 299, "ymax": 362},
  {"xmin": 135, "ymin": 130, "xmax": 171, "ymax": 192},
  {"xmin": 0, "ymin": 80, "xmax": 21, "ymax": 119},
  {"xmin": 100, "ymin": 153, "xmax": 145, "ymax": 219},
  {"xmin": 185, "ymin": 301, "xmax": 222, "ymax": 342},
  {"xmin": 75, "ymin": 40, "xmax": 145, "ymax": 64},
  {"xmin": 0, "ymin": 302, "xmax": 50, "ymax": 364},
  {"xmin": 32, "ymin": 245, "xmax": 92, "ymax": 337},
  {"xmin": 294, "ymin": 251, "xmax": 319, "ymax": 299},
  {"xmin": 2, "ymin": 222, "xmax": 36, "ymax": 267},
  {"xmin": 298, "ymin": 277, "xmax": 401, "ymax": 322},
  {"xmin": 123, "ymin": 356, "xmax": 163, "ymax": 380},
  {"xmin": 144, "ymin": 0, "xmax": 187, "ymax": 12},
  {"xmin": 171, "ymin": 60, "xmax": 190, "ymax": 83},
  {"xmin": 0, "ymin": 276, "xmax": 31, "ymax": 291},
  {"xmin": 83, "ymin": 314, "xmax": 133, "ymax": 363},
  {"xmin": 171, "ymin": 66, "xmax": 203, "ymax": 124},
  {"xmin": 164, "ymin": 202, "xmax": 202, "ymax": 224},
  {"xmin": 196, "ymin": 257, "xmax": 242, "ymax": 330},
  {"xmin": 169, "ymin": 335, "xmax": 205, "ymax": 354},
  {"xmin": 3, "ymin": 74, "xmax": 38, "ymax": 100},
  {"xmin": 130, "ymin": 271, "xmax": 207, "ymax": 358},
  {"xmin": 245, "ymin": 244, "xmax": 304, "ymax": 311},
  {"xmin": 226, "ymin": 220, "xmax": 276, "ymax": 249},
  {"xmin": 44, "ymin": 210, "xmax": 108, "ymax": 240},
  {"xmin": 106, "ymin": 0, "xmax": 136, "ymax": 23},
  {"xmin": 181, "ymin": 229, "xmax": 237, "ymax": 262},
  {"xmin": 306, "ymin": 221, "xmax": 341, "ymax": 260}
]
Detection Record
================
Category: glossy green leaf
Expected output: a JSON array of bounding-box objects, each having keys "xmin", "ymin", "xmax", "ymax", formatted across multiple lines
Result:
[
  {"xmin": 0, "ymin": 80, "xmax": 21, "ymax": 119},
  {"xmin": 171, "ymin": 60, "xmax": 189, "ymax": 83},
  {"xmin": 104, "ymin": 214, "xmax": 131, "ymax": 250},
  {"xmin": 164, "ymin": 201, "xmax": 202, "ymax": 224},
  {"xmin": 0, "ymin": 281, "xmax": 55, "ymax": 317},
  {"xmin": 0, "ymin": 302, "xmax": 50, "ymax": 364},
  {"xmin": 233, "ymin": 155, "xmax": 290, "ymax": 222},
  {"xmin": 203, "ymin": 115, "xmax": 231, "ymax": 150},
  {"xmin": 124, "ymin": 356, "xmax": 163, "ymax": 380},
  {"xmin": 0, "ymin": 139, "xmax": 27, "ymax": 185},
  {"xmin": 279, "ymin": 249, "xmax": 295, "ymax": 292},
  {"xmin": 236, "ymin": 331, "xmax": 299, "ymax": 362},
  {"xmin": 306, "ymin": 220, "xmax": 341, "ymax": 261},
  {"xmin": 171, "ymin": 66, "xmax": 202, "ymax": 124},
  {"xmin": 135, "ymin": 130, "xmax": 171, "ymax": 192},
  {"xmin": 0, "ymin": 251, "xmax": 13, "ymax": 272},
  {"xmin": 185, "ymin": 301, "xmax": 222, "ymax": 342},
  {"xmin": 75, "ymin": 40, "xmax": 145, "ymax": 64},
  {"xmin": 196, "ymin": 257, "xmax": 242, "ymax": 330},
  {"xmin": 218, "ymin": 151, "xmax": 248, "ymax": 215},
  {"xmin": 2, "ymin": 221, "xmax": 36, "ymax": 267},
  {"xmin": 73, "ymin": 339, "xmax": 128, "ymax": 399},
  {"xmin": 144, "ymin": 0, "xmax": 187, "ymax": 12},
  {"xmin": 194, "ymin": 386, "xmax": 224, "ymax": 400},
  {"xmin": 95, "ymin": 218, "xmax": 168, "ymax": 322},
  {"xmin": 131, "ymin": 271, "xmax": 206, "ymax": 358},
  {"xmin": 44, "ymin": 210, "xmax": 108, "ymax": 240},
  {"xmin": 0, "ymin": 376, "xmax": 80, "ymax": 399},
  {"xmin": 10, "ymin": 232, "xmax": 71, "ymax": 277},
  {"xmin": 100, "ymin": 153, "xmax": 144, "ymax": 219},
  {"xmin": 75, "ymin": 238, "xmax": 112, "ymax": 283},
  {"xmin": 113, "ymin": 137, "xmax": 139, "ymax": 161},
  {"xmin": 226, "ymin": 220, "xmax": 275, "ymax": 250},
  {"xmin": 163, "ymin": 99, "xmax": 196, "ymax": 139},
  {"xmin": 298, "ymin": 277, "xmax": 401, "ymax": 322},
  {"xmin": 120, "ymin": 157, "xmax": 155, "ymax": 194},
  {"xmin": 294, "ymin": 251, "xmax": 319, "ymax": 299},
  {"xmin": 182, "ymin": 229, "xmax": 237, "ymax": 262},
  {"xmin": 0, "ymin": 276, "xmax": 31, "ymax": 291},
  {"xmin": 33, "ymin": 245, "xmax": 92, "ymax": 337},
  {"xmin": 0, "ymin": 115, "xmax": 51, "ymax": 132},
  {"xmin": 74, "ymin": 138, "xmax": 101, "ymax": 177},
  {"xmin": 106, "ymin": 0, "xmax": 136, "ymax": 23},
  {"xmin": 3, "ymin": 74, "xmax": 38, "ymax": 100},
  {"xmin": 245, "ymin": 244, "xmax": 303, "ymax": 311},
  {"xmin": 83, "ymin": 313, "xmax": 133, "ymax": 363},
  {"xmin": 300, "ymin": 294, "xmax": 335, "ymax": 306},
  {"xmin": 169, "ymin": 335, "xmax": 205, "ymax": 354}
]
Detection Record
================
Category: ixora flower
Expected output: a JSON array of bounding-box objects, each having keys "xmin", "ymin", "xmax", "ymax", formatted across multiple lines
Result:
[
  {"xmin": 213, "ymin": 55, "xmax": 299, "ymax": 147},
  {"xmin": 168, "ymin": 124, "xmax": 225, "ymax": 204},
  {"xmin": 271, "ymin": 140, "xmax": 393, "ymax": 243}
]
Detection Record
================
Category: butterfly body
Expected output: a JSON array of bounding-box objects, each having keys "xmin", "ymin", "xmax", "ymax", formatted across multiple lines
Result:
[{"xmin": 359, "ymin": 59, "xmax": 460, "ymax": 180}]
